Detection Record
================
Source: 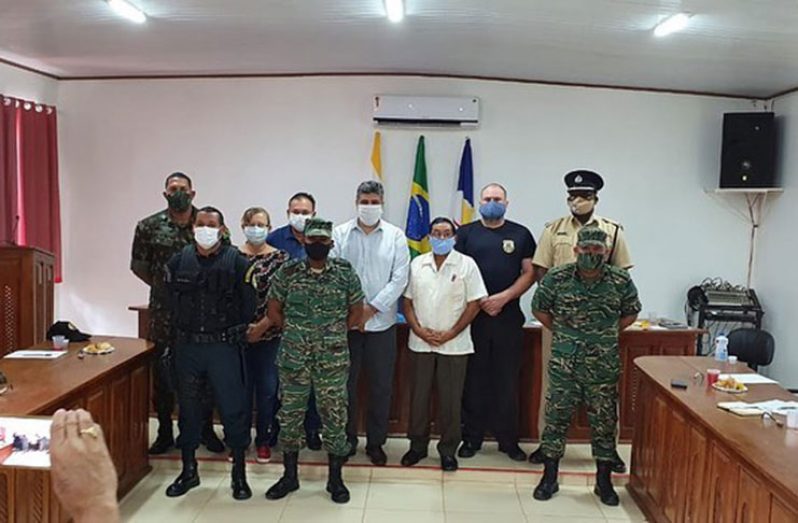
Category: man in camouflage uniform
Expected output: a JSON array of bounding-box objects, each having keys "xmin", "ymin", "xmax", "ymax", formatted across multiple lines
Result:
[
  {"xmin": 530, "ymin": 227, "xmax": 641, "ymax": 507},
  {"xmin": 530, "ymin": 169, "xmax": 632, "ymax": 473},
  {"xmin": 130, "ymin": 172, "xmax": 223, "ymax": 454},
  {"xmin": 265, "ymin": 218, "xmax": 364, "ymax": 504}
]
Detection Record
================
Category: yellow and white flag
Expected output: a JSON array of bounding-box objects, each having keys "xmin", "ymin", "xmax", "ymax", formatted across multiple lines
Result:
[{"xmin": 371, "ymin": 131, "xmax": 383, "ymax": 181}]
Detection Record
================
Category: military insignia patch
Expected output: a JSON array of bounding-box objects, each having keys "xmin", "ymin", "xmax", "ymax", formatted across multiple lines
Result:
[{"xmin": 502, "ymin": 239, "xmax": 515, "ymax": 254}]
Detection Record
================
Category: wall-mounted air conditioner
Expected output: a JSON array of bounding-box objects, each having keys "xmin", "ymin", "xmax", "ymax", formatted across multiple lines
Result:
[{"xmin": 373, "ymin": 95, "xmax": 480, "ymax": 128}]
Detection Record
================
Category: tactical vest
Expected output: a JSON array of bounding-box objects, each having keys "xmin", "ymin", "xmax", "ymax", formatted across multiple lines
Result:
[{"xmin": 172, "ymin": 245, "xmax": 241, "ymax": 333}]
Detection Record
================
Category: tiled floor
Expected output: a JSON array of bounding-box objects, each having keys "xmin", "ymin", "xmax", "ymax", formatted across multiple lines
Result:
[{"xmin": 119, "ymin": 421, "xmax": 647, "ymax": 522}]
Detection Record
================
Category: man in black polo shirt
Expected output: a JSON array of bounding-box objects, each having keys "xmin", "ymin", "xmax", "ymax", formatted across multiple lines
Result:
[{"xmin": 455, "ymin": 183, "xmax": 537, "ymax": 462}]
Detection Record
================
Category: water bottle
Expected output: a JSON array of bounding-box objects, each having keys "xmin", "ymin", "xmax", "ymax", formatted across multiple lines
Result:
[{"xmin": 714, "ymin": 334, "xmax": 729, "ymax": 362}]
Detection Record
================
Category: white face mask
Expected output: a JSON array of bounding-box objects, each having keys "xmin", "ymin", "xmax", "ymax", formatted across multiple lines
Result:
[
  {"xmin": 358, "ymin": 204, "xmax": 383, "ymax": 227},
  {"xmin": 194, "ymin": 226, "xmax": 220, "ymax": 250},
  {"xmin": 289, "ymin": 213, "xmax": 311, "ymax": 233},
  {"xmin": 243, "ymin": 225, "xmax": 268, "ymax": 246}
]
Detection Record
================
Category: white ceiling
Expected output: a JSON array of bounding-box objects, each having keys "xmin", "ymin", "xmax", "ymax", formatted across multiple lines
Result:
[{"xmin": 1, "ymin": 0, "xmax": 797, "ymax": 97}]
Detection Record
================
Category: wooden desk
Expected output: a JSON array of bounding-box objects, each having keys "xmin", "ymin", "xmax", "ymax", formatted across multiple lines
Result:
[
  {"xmin": 129, "ymin": 305, "xmax": 700, "ymax": 442},
  {"xmin": 0, "ymin": 337, "xmax": 154, "ymax": 523},
  {"xmin": 629, "ymin": 356, "xmax": 798, "ymax": 523}
]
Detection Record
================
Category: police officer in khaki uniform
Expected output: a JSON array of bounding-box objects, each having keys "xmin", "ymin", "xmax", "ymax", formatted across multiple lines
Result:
[{"xmin": 529, "ymin": 170, "xmax": 632, "ymax": 472}]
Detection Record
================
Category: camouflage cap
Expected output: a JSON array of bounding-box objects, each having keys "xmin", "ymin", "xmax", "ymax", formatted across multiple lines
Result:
[
  {"xmin": 304, "ymin": 217, "xmax": 333, "ymax": 238},
  {"xmin": 577, "ymin": 226, "xmax": 607, "ymax": 247}
]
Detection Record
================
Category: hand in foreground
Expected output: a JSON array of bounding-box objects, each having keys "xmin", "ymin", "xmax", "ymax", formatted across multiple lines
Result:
[
  {"xmin": 480, "ymin": 294, "xmax": 506, "ymax": 317},
  {"xmin": 50, "ymin": 409, "xmax": 120, "ymax": 523}
]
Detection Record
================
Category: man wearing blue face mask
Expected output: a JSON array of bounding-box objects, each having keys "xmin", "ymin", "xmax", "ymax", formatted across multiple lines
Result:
[
  {"xmin": 401, "ymin": 217, "xmax": 487, "ymax": 472},
  {"xmin": 455, "ymin": 183, "xmax": 537, "ymax": 462}
]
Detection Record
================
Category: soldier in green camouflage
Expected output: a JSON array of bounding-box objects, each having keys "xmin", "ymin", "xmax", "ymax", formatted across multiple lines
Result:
[
  {"xmin": 264, "ymin": 218, "xmax": 364, "ymax": 504},
  {"xmin": 130, "ymin": 172, "xmax": 223, "ymax": 454},
  {"xmin": 530, "ymin": 226, "xmax": 641, "ymax": 507}
]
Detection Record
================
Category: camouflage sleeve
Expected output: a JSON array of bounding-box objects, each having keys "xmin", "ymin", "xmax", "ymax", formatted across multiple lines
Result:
[
  {"xmin": 267, "ymin": 265, "xmax": 288, "ymax": 303},
  {"xmin": 347, "ymin": 267, "xmax": 365, "ymax": 306},
  {"xmin": 130, "ymin": 221, "xmax": 152, "ymax": 283},
  {"xmin": 531, "ymin": 272, "xmax": 555, "ymax": 314},
  {"xmin": 619, "ymin": 275, "xmax": 642, "ymax": 317}
]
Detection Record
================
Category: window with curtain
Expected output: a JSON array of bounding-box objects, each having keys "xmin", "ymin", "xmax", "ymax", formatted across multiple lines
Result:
[{"xmin": 0, "ymin": 95, "xmax": 62, "ymax": 282}]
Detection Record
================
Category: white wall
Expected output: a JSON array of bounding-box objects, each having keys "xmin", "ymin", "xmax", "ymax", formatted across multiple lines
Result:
[
  {"xmin": 757, "ymin": 91, "xmax": 798, "ymax": 388},
  {"xmin": 0, "ymin": 62, "xmax": 58, "ymax": 105},
  {"xmin": 55, "ymin": 75, "xmax": 758, "ymax": 344}
]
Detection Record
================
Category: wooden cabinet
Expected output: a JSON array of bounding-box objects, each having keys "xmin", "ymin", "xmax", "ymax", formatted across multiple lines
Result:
[
  {"xmin": 0, "ymin": 247, "xmax": 55, "ymax": 356},
  {"xmin": 628, "ymin": 356, "xmax": 798, "ymax": 523}
]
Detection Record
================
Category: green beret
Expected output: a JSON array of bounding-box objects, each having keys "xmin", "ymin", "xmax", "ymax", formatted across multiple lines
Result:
[
  {"xmin": 577, "ymin": 226, "xmax": 607, "ymax": 247},
  {"xmin": 304, "ymin": 217, "xmax": 333, "ymax": 238}
]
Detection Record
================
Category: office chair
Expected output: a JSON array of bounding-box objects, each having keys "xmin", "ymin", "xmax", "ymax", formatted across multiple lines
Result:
[{"xmin": 727, "ymin": 328, "xmax": 775, "ymax": 372}]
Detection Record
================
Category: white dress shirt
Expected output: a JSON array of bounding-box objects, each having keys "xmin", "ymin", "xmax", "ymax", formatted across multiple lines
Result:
[
  {"xmin": 404, "ymin": 250, "xmax": 488, "ymax": 355},
  {"xmin": 332, "ymin": 218, "xmax": 410, "ymax": 332}
]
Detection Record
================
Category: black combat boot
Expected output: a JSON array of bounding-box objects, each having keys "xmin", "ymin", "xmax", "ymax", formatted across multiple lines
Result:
[
  {"xmin": 326, "ymin": 454, "xmax": 350, "ymax": 504},
  {"xmin": 594, "ymin": 460, "xmax": 620, "ymax": 506},
  {"xmin": 533, "ymin": 458, "xmax": 560, "ymax": 501},
  {"xmin": 149, "ymin": 418, "xmax": 174, "ymax": 455},
  {"xmin": 528, "ymin": 446, "xmax": 544, "ymax": 464},
  {"xmin": 165, "ymin": 448, "xmax": 200, "ymax": 497},
  {"xmin": 265, "ymin": 451, "xmax": 300, "ymax": 500},
  {"xmin": 611, "ymin": 451, "xmax": 627, "ymax": 474},
  {"xmin": 230, "ymin": 448, "xmax": 252, "ymax": 500},
  {"xmin": 201, "ymin": 420, "xmax": 225, "ymax": 453}
]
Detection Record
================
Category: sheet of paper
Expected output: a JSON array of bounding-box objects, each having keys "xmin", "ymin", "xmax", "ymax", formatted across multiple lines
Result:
[
  {"xmin": 3, "ymin": 350, "xmax": 67, "ymax": 360},
  {"xmin": 719, "ymin": 373, "xmax": 778, "ymax": 385}
]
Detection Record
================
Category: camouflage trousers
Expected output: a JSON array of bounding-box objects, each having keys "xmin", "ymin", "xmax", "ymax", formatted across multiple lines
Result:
[
  {"xmin": 541, "ymin": 348, "xmax": 619, "ymax": 462},
  {"xmin": 277, "ymin": 339, "xmax": 350, "ymax": 456}
]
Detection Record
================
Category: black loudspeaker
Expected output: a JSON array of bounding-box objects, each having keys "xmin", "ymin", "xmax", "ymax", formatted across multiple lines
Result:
[{"xmin": 720, "ymin": 112, "xmax": 777, "ymax": 189}]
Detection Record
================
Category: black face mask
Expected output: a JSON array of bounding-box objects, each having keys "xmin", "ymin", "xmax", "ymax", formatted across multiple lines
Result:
[
  {"xmin": 166, "ymin": 190, "xmax": 192, "ymax": 212},
  {"xmin": 305, "ymin": 242, "xmax": 331, "ymax": 261}
]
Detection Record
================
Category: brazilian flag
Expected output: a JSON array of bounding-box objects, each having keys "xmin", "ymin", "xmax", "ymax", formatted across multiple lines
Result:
[{"xmin": 406, "ymin": 136, "xmax": 431, "ymax": 258}]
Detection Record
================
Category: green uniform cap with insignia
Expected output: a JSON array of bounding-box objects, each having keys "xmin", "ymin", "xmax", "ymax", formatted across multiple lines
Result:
[
  {"xmin": 577, "ymin": 226, "xmax": 608, "ymax": 247},
  {"xmin": 304, "ymin": 217, "xmax": 333, "ymax": 238}
]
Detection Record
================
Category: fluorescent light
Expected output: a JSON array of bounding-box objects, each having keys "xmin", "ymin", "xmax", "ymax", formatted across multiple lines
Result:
[
  {"xmin": 385, "ymin": 0, "xmax": 404, "ymax": 23},
  {"xmin": 654, "ymin": 13, "xmax": 691, "ymax": 37},
  {"xmin": 107, "ymin": 0, "xmax": 147, "ymax": 24}
]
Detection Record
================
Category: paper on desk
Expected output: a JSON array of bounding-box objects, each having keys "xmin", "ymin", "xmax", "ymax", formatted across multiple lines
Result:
[
  {"xmin": 3, "ymin": 350, "xmax": 67, "ymax": 360},
  {"xmin": 719, "ymin": 373, "xmax": 778, "ymax": 385},
  {"xmin": 717, "ymin": 400, "xmax": 798, "ymax": 416}
]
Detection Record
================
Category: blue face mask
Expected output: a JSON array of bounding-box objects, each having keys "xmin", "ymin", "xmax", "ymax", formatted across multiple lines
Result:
[
  {"xmin": 430, "ymin": 237, "xmax": 455, "ymax": 256},
  {"xmin": 479, "ymin": 201, "xmax": 506, "ymax": 221}
]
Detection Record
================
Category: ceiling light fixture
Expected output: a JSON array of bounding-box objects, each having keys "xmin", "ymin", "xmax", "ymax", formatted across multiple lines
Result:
[
  {"xmin": 107, "ymin": 0, "xmax": 147, "ymax": 24},
  {"xmin": 385, "ymin": 0, "xmax": 404, "ymax": 23},
  {"xmin": 654, "ymin": 13, "xmax": 691, "ymax": 37}
]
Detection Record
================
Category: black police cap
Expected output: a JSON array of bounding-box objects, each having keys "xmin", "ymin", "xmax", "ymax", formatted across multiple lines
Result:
[
  {"xmin": 564, "ymin": 170, "xmax": 604, "ymax": 193},
  {"xmin": 46, "ymin": 321, "xmax": 91, "ymax": 342}
]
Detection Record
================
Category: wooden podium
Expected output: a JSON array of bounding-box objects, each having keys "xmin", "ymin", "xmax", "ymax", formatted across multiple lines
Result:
[{"xmin": 0, "ymin": 247, "xmax": 55, "ymax": 356}]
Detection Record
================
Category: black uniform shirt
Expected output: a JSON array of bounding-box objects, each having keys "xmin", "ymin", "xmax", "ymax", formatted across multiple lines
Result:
[{"xmin": 455, "ymin": 220, "xmax": 536, "ymax": 323}]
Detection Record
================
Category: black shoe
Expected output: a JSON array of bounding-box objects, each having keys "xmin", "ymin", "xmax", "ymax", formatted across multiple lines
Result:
[
  {"xmin": 594, "ymin": 461, "xmax": 620, "ymax": 506},
  {"xmin": 528, "ymin": 446, "xmax": 544, "ymax": 464},
  {"xmin": 306, "ymin": 431, "xmax": 323, "ymax": 451},
  {"xmin": 457, "ymin": 441, "xmax": 480, "ymax": 459},
  {"xmin": 201, "ymin": 426, "xmax": 225, "ymax": 454},
  {"xmin": 265, "ymin": 451, "xmax": 300, "ymax": 500},
  {"xmin": 499, "ymin": 443, "xmax": 527, "ymax": 462},
  {"xmin": 533, "ymin": 458, "xmax": 559, "ymax": 501},
  {"xmin": 149, "ymin": 433, "xmax": 175, "ymax": 455},
  {"xmin": 166, "ymin": 452, "xmax": 200, "ymax": 497},
  {"xmin": 400, "ymin": 449, "xmax": 428, "ymax": 467},
  {"xmin": 366, "ymin": 445, "xmax": 387, "ymax": 466},
  {"xmin": 346, "ymin": 436, "xmax": 358, "ymax": 458},
  {"xmin": 611, "ymin": 451, "xmax": 627, "ymax": 474},
  {"xmin": 230, "ymin": 449, "xmax": 252, "ymax": 500},
  {"xmin": 441, "ymin": 455, "xmax": 458, "ymax": 472},
  {"xmin": 326, "ymin": 454, "xmax": 350, "ymax": 504}
]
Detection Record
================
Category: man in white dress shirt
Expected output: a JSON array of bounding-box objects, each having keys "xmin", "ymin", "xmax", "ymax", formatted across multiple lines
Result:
[
  {"xmin": 400, "ymin": 217, "xmax": 487, "ymax": 472},
  {"xmin": 332, "ymin": 181, "xmax": 410, "ymax": 466}
]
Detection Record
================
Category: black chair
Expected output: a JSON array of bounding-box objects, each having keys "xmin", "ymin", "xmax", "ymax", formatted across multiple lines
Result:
[{"xmin": 727, "ymin": 328, "xmax": 775, "ymax": 372}]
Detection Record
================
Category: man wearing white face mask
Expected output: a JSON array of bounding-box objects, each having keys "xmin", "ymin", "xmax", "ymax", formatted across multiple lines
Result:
[
  {"xmin": 332, "ymin": 180, "xmax": 410, "ymax": 466},
  {"xmin": 266, "ymin": 192, "xmax": 323, "ymax": 449},
  {"xmin": 529, "ymin": 170, "xmax": 632, "ymax": 473}
]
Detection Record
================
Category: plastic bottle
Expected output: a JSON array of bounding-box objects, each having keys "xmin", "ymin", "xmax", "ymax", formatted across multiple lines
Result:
[{"xmin": 714, "ymin": 334, "xmax": 729, "ymax": 362}]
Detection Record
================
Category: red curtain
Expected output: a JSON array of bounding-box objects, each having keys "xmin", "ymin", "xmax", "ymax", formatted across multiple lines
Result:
[
  {"xmin": 0, "ymin": 97, "xmax": 19, "ymax": 245},
  {"xmin": 1, "ymin": 95, "xmax": 62, "ymax": 282}
]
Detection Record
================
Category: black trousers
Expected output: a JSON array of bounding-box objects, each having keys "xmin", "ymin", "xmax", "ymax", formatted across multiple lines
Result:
[
  {"xmin": 461, "ymin": 314, "xmax": 524, "ymax": 447},
  {"xmin": 174, "ymin": 342, "xmax": 251, "ymax": 451},
  {"xmin": 346, "ymin": 326, "xmax": 397, "ymax": 448}
]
